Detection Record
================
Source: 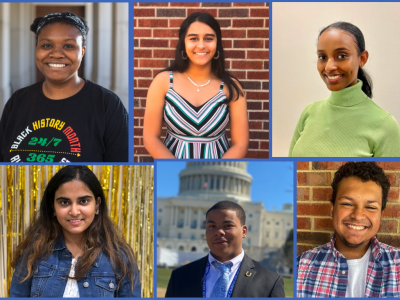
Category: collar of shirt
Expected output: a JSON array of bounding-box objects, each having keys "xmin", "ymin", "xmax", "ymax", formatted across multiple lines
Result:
[
  {"xmin": 208, "ymin": 249, "xmax": 244, "ymax": 274},
  {"xmin": 297, "ymin": 235, "xmax": 400, "ymax": 298},
  {"xmin": 53, "ymin": 236, "xmax": 103, "ymax": 267},
  {"xmin": 328, "ymin": 234, "xmax": 382, "ymax": 261}
]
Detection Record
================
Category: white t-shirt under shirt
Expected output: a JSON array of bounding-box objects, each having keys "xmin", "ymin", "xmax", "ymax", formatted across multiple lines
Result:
[
  {"xmin": 205, "ymin": 250, "xmax": 244, "ymax": 298},
  {"xmin": 63, "ymin": 258, "xmax": 80, "ymax": 298},
  {"xmin": 345, "ymin": 247, "xmax": 371, "ymax": 297}
]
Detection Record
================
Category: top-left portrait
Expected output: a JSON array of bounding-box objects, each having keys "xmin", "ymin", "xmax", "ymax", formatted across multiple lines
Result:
[{"xmin": 0, "ymin": 3, "xmax": 129, "ymax": 163}]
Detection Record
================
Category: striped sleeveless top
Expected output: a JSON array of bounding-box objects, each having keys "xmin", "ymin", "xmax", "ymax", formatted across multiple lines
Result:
[{"xmin": 163, "ymin": 71, "xmax": 230, "ymax": 159}]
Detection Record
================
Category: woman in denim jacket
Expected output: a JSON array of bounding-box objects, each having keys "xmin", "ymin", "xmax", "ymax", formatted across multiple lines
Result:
[{"xmin": 9, "ymin": 166, "xmax": 141, "ymax": 297}]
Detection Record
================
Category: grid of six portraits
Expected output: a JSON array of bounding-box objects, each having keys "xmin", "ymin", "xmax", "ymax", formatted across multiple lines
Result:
[{"xmin": 0, "ymin": 1, "xmax": 399, "ymax": 299}]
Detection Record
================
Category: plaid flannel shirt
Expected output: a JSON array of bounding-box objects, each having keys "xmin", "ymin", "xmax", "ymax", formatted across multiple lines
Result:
[{"xmin": 297, "ymin": 235, "xmax": 400, "ymax": 298}]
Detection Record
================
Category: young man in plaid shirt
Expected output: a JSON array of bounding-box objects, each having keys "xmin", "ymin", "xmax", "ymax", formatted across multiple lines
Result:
[{"xmin": 297, "ymin": 162, "xmax": 400, "ymax": 298}]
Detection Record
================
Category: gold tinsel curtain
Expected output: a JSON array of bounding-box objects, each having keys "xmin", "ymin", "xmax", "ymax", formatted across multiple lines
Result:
[{"xmin": 0, "ymin": 165, "xmax": 154, "ymax": 298}]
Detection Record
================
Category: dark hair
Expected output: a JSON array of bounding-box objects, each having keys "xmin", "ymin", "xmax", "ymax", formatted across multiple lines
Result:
[
  {"xmin": 162, "ymin": 12, "xmax": 244, "ymax": 103},
  {"xmin": 12, "ymin": 166, "xmax": 137, "ymax": 291},
  {"xmin": 206, "ymin": 200, "xmax": 246, "ymax": 225},
  {"xmin": 30, "ymin": 12, "xmax": 89, "ymax": 47},
  {"xmin": 319, "ymin": 22, "xmax": 372, "ymax": 98},
  {"xmin": 331, "ymin": 162, "xmax": 390, "ymax": 210}
]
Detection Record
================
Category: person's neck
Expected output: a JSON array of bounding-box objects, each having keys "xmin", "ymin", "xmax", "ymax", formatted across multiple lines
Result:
[
  {"xmin": 63, "ymin": 230, "xmax": 85, "ymax": 259},
  {"xmin": 185, "ymin": 64, "xmax": 213, "ymax": 82},
  {"xmin": 43, "ymin": 75, "xmax": 84, "ymax": 100},
  {"xmin": 334, "ymin": 239, "xmax": 370, "ymax": 260},
  {"xmin": 210, "ymin": 250, "xmax": 243, "ymax": 263}
]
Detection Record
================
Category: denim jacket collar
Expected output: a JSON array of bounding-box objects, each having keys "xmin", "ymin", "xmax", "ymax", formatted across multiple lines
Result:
[{"xmin": 53, "ymin": 237, "xmax": 103, "ymax": 268}]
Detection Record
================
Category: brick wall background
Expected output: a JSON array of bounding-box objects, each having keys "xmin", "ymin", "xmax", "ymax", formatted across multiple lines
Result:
[
  {"xmin": 297, "ymin": 161, "xmax": 400, "ymax": 256},
  {"xmin": 133, "ymin": 2, "xmax": 269, "ymax": 162}
]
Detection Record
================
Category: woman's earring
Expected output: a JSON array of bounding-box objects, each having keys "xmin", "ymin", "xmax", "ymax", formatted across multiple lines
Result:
[
  {"xmin": 96, "ymin": 210, "xmax": 99, "ymax": 215},
  {"xmin": 181, "ymin": 51, "xmax": 188, "ymax": 60},
  {"xmin": 213, "ymin": 50, "xmax": 219, "ymax": 59}
]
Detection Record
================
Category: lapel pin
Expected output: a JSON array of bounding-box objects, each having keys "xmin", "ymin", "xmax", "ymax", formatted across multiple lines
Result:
[{"xmin": 245, "ymin": 271, "xmax": 252, "ymax": 277}]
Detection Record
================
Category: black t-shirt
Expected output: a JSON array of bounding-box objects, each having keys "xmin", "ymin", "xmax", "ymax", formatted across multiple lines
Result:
[{"xmin": 0, "ymin": 80, "xmax": 128, "ymax": 162}]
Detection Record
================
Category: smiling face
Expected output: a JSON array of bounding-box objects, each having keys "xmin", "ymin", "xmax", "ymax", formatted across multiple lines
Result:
[
  {"xmin": 54, "ymin": 179, "xmax": 100, "ymax": 241},
  {"xmin": 332, "ymin": 176, "xmax": 382, "ymax": 258},
  {"xmin": 317, "ymin": 28, "xmax": 368, "ymax": 92},
  {"xmin": 184, "ymin": 21, "xmax": 217, "ymax": 67},
  {"xmin": 36, "ymin": 22, "xmax": 86, "ymax": 84},
  {"xmin": 206, "ymin": 209, "xmax": 247, "ymax": 262}
]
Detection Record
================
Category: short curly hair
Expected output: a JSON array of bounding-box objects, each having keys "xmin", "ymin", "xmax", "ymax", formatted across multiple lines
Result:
[
  {"xmin": 206, "ymin": 201, "xmax": 246, "ymax": 225},
  {"xmin": 331, "ymin": 162, "xmax": 390, "ymax": 210}
]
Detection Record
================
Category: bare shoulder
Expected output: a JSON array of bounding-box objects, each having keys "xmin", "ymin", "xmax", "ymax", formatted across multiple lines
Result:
[
  {"xmin": 149, "ymin": 71, "xmax": 171, "ymax": 94},
  {"xmin": 153, "ymin": 70, "xmax": 171, "ymax": 82}
]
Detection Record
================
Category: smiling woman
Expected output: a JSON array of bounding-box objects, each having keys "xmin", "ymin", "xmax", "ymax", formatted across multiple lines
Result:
[
  {"xmin": 289, "ymin": 22, "xmax": 400, "ymax": 157},
  {"xmin": 143, "ymin": 12, "xmax": 249, "ymax": 159},
  {"xmin": 0, "ymin": 12, "xmax": 128, "ymax": 163},
  {"xmin": 8, "ymin": 166, "xmax": 141, "ymax": 297}
]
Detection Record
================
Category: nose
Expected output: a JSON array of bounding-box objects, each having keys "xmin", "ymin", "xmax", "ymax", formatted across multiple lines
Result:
[
  {"xmin": 197, "ymin": 38, "xmax": 205, "ymax": 49},
  {"xmin": 350, "ymin": 206, "xmax": 365, "ymax": 220},
  {"xmin": 50, "ymin": 46, "xmax": 65, "ymax": 59},
  {"xmin": 70, "ymin": 203, "xmax": 80, "ymax": 216},
  {"xmin": 325, "ymin": 58, "xmax": 337, "ymax": 72},
  {"xmin": 214, "ymin": 227, "xmax": 225, "ymax": 236}
]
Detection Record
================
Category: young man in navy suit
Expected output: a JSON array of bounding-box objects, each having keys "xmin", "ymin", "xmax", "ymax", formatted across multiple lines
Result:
[{"xmin": 165, "ymin": 201, "xmax": 285, "ymax": 298}]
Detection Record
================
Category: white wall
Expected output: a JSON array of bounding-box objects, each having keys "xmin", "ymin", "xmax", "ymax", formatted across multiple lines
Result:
[
  {"xmin": 10, "ymin": 3, "xmax": 34, "ymax": 91},
  {"xmin": 272, "ymin": 3, "xmax": 400, "ymax": 157}
]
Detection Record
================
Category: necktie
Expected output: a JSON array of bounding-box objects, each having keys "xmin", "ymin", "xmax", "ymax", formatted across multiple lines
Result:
[{"xmin": 210, "ymin": 261, "xmax": 233, "ymax": 298}]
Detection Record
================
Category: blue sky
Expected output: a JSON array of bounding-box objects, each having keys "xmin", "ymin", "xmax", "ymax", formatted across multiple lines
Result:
[{"xmin": 156, "ymin": 161, "xmax": 294, "ymax": 211}]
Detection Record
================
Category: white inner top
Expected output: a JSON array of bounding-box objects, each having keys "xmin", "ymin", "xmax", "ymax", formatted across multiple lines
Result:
[
  {"xmin": 345, "ymin": 247, "xmax": 371, "ymax": 297},
  {"xmin": 206, "ymin": 249, "xmax": 244, "ymax": 298},
  {"xmin": 63, "ymin": 258, "xmax": 80, "ymax": 298}
]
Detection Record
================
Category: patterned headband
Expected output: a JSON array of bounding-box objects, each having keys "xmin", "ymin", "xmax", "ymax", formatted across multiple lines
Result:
[{"xmin": 36, "ymin": 12, "xmax": 87, "ymax": 40}]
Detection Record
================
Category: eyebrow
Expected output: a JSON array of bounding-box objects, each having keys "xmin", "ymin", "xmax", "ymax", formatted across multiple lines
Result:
[
  {"xmin": 55, "ymin": 195, "xmax": 93, "ymax": 201},
  {"xmin": 339, "ymin": 196, "xmax": 380, "ymax": 204},
  {"xmin": 317, "ymin": 47, "xmax": 350, "ymax": 53},
  {"xmin": 206, "ymin": 220, "xmax": 235, "ymax": 224},
  {"xmin": 186, "ymin": 33, "xmax": 216, "ymax": 37},
  {"xmin": 39, "ymin": 38, "xmax": 78, "ymax": 42}
]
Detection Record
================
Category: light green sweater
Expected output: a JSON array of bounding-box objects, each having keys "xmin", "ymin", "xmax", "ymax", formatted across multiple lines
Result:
[{"xmin": 289, "ymin": 81, "xmax": 400, "ymax": 157}]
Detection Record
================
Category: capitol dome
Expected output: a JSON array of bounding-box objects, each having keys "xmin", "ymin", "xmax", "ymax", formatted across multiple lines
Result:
[{"xmin": 178, "ymin": 161, "xmax": 253, "ymax": 201}]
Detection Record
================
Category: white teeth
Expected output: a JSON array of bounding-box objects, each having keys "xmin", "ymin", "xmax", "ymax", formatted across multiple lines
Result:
[
  {"xmin": 347, "ymin": 224, "xmax": 365, "ymax": 230},
  {"xmin": 48, "ymin": 64, "xmax": 65, "ymax": 68},
  {"xmin": 195, "ymin": 53, "xmax": 207, "ymax": 55},
  {"xmin": 68, "ymin": 220, "xmax": 81, "ymax": 223},
  {"xmin": 326, "ymin": 74, "xmax": 341, "ymax": 79}
]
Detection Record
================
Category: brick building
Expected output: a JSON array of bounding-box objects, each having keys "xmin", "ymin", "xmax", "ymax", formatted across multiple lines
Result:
[{"xmin": 297, "ymin": 161, "xmax": 400, "ymax": 256}]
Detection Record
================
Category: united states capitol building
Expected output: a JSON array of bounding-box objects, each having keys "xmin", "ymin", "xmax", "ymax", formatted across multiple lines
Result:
[{"xmin": 157, "ymin": 162, "xmax": 293, "ymax": 266}]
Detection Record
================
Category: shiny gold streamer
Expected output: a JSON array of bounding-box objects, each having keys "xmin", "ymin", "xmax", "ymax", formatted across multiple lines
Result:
[{"xmin": 0, "ymin": 165, "xmax": 154, "ymax": 298}]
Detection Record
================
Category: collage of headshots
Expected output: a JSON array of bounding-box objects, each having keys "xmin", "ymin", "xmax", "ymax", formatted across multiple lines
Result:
[{"xmin": 0, "ymin": 0, "xmax": 399, "ymax": 299}]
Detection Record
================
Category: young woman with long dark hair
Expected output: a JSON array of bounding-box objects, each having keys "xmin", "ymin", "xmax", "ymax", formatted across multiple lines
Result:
[
  {"xmin": 0, "ymin": 12, "xmax": 128, "ymax": 163},
  {"xmin": 289, "ymin": 22, "xmax": 400, "ymax": 157},
  {"xmin": 9, "ymin": 166, "xmax": 141, "ymax": 297},
  {"xmin": 143, "ymin": 12, "xmax": 249, "ymax": 159}
]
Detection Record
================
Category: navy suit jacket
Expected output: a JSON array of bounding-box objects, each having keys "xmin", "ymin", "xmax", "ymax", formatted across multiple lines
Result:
[{"xmin": 165, "ymin": 253, "xmax": 285, "ymax": 297}]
